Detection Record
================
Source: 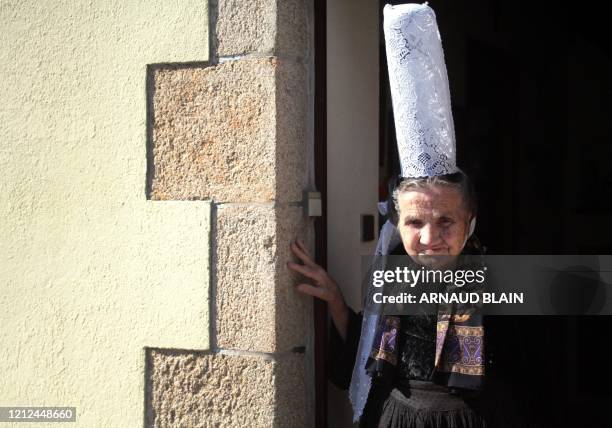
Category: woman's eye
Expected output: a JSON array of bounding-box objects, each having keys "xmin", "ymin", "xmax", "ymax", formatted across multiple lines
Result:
[{"xmin": 439, "ymin": 218, "xmax": 454, "ymax": 227}]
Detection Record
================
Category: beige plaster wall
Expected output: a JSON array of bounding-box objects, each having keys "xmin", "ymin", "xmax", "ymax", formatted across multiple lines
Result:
[{"xmin": 0, "ymin": 1, "xmax": 211, "ymax": 426}]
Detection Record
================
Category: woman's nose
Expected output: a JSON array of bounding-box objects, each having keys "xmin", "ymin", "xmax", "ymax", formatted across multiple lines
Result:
[{"xmin": 419, "ymin": 224, "xmax": 440, "ymax": 246}]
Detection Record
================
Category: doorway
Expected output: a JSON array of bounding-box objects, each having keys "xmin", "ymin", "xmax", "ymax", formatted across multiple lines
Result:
[{"xmin": 320, "ymin": 1, "xmax": 612, "ymax": 426}]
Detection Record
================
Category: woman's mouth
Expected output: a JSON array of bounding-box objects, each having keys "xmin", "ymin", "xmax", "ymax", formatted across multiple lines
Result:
[{"xmin": 419, "ymin": 247, "xmax": 448, "ymax": 255}]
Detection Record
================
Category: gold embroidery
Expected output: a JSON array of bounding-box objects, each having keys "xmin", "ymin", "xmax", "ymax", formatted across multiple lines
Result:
[
  {"xmin": 370, "ymin": 348, "xmax": 397, "ymax": 365},
  {"xmin": 438, "ymin": 361, "xmax": 485, "ymax": 376},
  {"xmin": 450, "ymin": 314, "xmax": 471, "ymax": 323},
  {"xmin": 452, "ymin": 325, "xmax": 484, "ymax": 337}
]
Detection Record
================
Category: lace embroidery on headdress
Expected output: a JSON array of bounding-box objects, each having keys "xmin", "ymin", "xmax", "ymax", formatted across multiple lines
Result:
[{"xmin": 384, "ymin": 4, "xmax": 457, "ymax": 178}]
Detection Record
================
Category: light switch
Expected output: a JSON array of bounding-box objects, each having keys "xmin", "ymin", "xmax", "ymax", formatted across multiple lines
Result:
[
  {"xmin": 303, "ymin": 191, "xmax": 322, "ymax": 217},
  {"xmin": 361, "ymin": 214, "xmax": 375, "ymax": 242}
]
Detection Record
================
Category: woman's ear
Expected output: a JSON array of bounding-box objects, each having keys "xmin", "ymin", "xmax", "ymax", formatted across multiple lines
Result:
[
  {"xmin": 468, "ymin": 216, "xmax": 476, "ymax": 237},
  {"xmin": 461, "ymin": 216, "xmax": 477, "ymax": 250}
]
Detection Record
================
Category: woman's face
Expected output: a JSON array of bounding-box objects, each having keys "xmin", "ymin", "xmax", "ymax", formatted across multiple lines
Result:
[{"xmin": 397, "ymin": 185, "xmax": 471, "ymax": 268}]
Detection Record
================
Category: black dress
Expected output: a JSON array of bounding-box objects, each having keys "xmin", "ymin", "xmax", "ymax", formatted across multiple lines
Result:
[
  {"xmin": 330, "ymin": 309, "xmax": 486, "ymax": 428},
  {"xmin": 329, "ymin": 309, "xmax": 530, "ymax": 427}
]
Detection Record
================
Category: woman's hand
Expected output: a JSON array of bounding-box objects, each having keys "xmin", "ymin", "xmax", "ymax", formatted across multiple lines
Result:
[
  {"xmin": 288, "ymin": 239, "xmax": 349, "ymax": 340},
  {"xmin": 287, "ymin": 239, "xmax": 343, "ymax": 309}
]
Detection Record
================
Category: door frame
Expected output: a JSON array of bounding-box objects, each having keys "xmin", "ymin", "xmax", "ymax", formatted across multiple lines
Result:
[{"xmin": 313, "ymin": 0, "xmax": 328, "ymax": 426}]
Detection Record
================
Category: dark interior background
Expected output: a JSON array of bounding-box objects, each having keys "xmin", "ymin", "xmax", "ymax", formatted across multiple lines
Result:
[{"xmin": 378, "ymin": 1, "xmax": 612, "ymax": 426}]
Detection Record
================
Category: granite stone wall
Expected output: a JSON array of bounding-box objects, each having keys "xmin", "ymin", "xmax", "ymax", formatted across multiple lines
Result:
[{"xmin": 146, "ymin": 1, "xmax": 314, "ymax": 426}]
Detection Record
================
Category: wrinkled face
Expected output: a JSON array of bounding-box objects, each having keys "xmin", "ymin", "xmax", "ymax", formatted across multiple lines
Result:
[{"xmin": 397, "ymin": 185, "xmax": 471, "ymax": 268}]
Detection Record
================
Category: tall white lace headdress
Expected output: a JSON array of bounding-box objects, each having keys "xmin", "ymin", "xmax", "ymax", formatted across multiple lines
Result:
[
  {"xmin": 348, "ymin": 3, "xmax": 458, "ymax": 422},
  {"xmin": 384, "ymin": 2, "xmax": 457, "ymax": 178}
]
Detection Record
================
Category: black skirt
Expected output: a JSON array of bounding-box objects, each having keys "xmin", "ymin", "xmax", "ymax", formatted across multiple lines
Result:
[{"xmin": 360, "ymin": 381, "xmax": 486, "ymax": 428}]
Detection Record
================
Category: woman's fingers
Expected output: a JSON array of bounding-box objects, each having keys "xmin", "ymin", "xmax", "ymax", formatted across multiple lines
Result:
[
  {"xmin": 290, "ymin": 241, "xmax": 316, "ymax": 266},
  {"xmin": 287, "ymin": 261, "xmax": 310, "ymax": 277},
  {"xmin": 296, "ymin": 239, "xmax": 312, "ymax": 259},
  {"xmin": 287, "ymin": 261, "xmax": 324, "ymax": 283},
  {"xmin": 289, "ymin": 239, "xmax": 338, "ymax": 303},
  {"xmin": 295, "ymin": 283, "xmax": 331, "ymax": 302}
]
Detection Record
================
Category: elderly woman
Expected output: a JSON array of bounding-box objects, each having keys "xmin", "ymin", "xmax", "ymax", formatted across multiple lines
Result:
[{"xmin": 288, "ymin": 171, "xmax": 502, "ymax": 428}]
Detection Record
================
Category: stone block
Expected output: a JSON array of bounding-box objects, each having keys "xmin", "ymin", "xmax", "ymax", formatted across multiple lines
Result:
[
  {"xmin": 273, "ymin": 204, "xmax": 313, "ymax": 353},
  {"xmin": 215, "ymin": 203, "xmax": 311, "ymax": 353},
  {"xmin": 149, "ymin": 58, "xmax": 276, "ymax": 202},
  {"xmin": 276, "ymin": 0, "xmax": 309, "ymax": 60},
  {"xmin": 275, "ymin": 59, "xmax": 308, "ymax": 203},
  {"xmin": 274, "ymin": 351, "xmax": 307, "ymax": 427},
  {"xmin": 149, "ymin": 57, "xmax": 307, "ymax": 204},
  {"xmin": 216, "ymin": 0, "xmax": 308, "ymax": 59},
  {"xmin": 216, "ymin": 0, "xmax": 275, "ymax": 57},
  {"xmin": 147, "ymin": 350, "xmax": 306, "ymax": 427}
]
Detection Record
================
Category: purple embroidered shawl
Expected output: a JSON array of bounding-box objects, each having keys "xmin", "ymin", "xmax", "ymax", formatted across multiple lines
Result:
[{"xmin": 365, "ymin": 251, "xmax": 485, "ymax": 391}]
